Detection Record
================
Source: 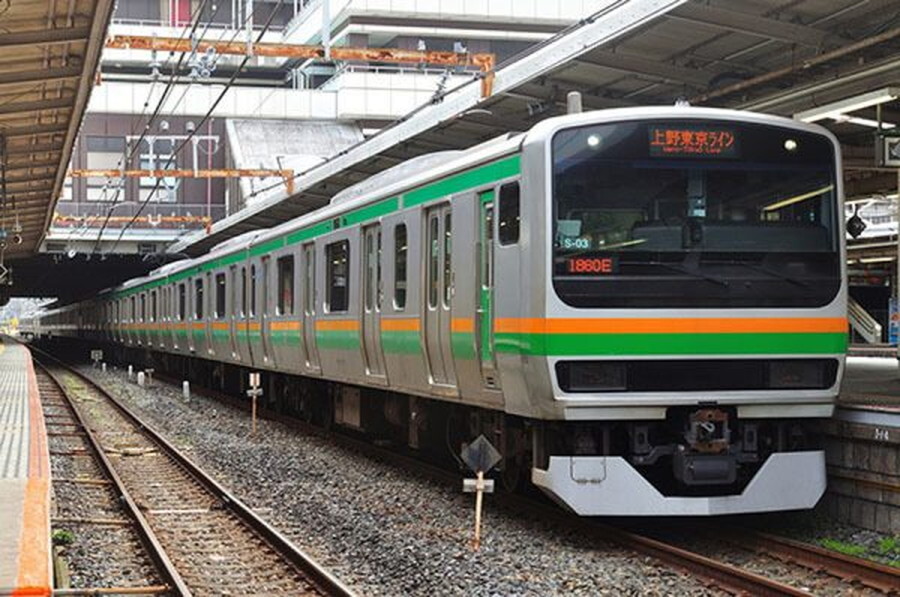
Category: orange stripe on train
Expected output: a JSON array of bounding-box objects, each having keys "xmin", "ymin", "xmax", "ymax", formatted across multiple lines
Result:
[{"xmin": 493, "ymin": 317, "xmax": 848, "ymax": 335}]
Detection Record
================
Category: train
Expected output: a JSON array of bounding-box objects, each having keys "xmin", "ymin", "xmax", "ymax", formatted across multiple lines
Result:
[{"xmin": 24, "ymin": 105, "xmax": 848, "ymax": 516}]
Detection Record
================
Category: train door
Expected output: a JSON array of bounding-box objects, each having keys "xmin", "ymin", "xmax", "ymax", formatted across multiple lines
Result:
[
  {"xmin": 477, "ymin": 191, "xmax": 500, "ymax": 388},
  {"xmin": 236, "ymin": 264, "xmax": 253, "ymax": 363},
  {"xmin": 361, "ymin": 225, "xmax": 386, "ymax": 380},
  {"xmin": 423, "ymin": 204, "xmax": 456, "ymax": 386},
  {"xmin": 228, "ymin": 266, "xmax": 239, "ymax": 360},
  {"xmin": 301, "ymin": 243, "xmax": 320, "ymax": 372},
  {"xmin": 260, "ymin": 256, "xmax": 273, "ymax": 365}
]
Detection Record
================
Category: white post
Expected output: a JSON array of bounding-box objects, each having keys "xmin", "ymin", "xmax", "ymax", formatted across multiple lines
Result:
[
  {"xmin": 322, "ymin": 0, "xmax": 331, "ymax": 60},
  {"xmin": 473, "ymin": 470, "xmax": 484, "ymax": 550},
  {"xmin": 137, "ymin": 371, "xmax": 145, "ymax": 387},
  {"xmin": 182, "ymin": 380, "xmax": 190, "ymax": 400},
  {"xmin": 246, "ymin": 0, "xmax": 254, "ymax": 56},
  {"xmin": 101, "ymin": 363, "xmax": 107, "ymax": 373},
  {"xmin": 127, "ymin": 365, "xmax": 133, "ymax": 380}
]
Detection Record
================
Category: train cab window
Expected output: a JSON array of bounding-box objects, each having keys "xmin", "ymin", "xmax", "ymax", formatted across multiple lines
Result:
[
  {"xmin": 277, "ymin": 255, "xmax": 295, "ymax": 315},
  {"xmin": 194, "ymin": 279, "xmax": 204, "ymax": 319},
  {"xmin": 394, "ymin": 224, "xmax": 407, "ymax": 310},
  {"xmin": 498, "ymin": 181, "xmax": 520, "ymax": 245},
  {"xmin": 250, "ymin": 265, "xmax": 257, "ymax": 317},
  {"xmin": 326, "ymin": 240, "xmax": 350, "ymax": 312},
  {"xmin": 215, "ymin": 273, "xmax": 226, "ymax": 319},
  {"xmin": 178, "ymin": 284, "xmax": 187, "ymax": 321}
]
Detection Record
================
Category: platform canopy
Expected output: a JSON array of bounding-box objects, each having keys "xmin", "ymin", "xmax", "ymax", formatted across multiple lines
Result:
[
  {"xmin": 0, "ymin": 0, "xmax": 115, "ymax": 260},
  {"xmin": 170, "ymin": 0, "xmax": 900, "ymax": 257}
]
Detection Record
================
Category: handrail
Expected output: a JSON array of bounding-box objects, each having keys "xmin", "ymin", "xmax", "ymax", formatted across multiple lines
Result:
[{"xmin": 848, "ymin": 296, "xmax": 883, "ymax": 344}]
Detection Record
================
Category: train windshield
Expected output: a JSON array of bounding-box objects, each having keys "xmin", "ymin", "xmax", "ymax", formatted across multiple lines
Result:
[{"xmin": 552, "ymin": 120, "xmax": 840, "ymax": 308}]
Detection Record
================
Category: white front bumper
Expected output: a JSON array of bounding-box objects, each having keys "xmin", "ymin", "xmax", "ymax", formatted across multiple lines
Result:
[{"xmin": 532, "ymin": 451, "xmax": 826, "ymax": 516}]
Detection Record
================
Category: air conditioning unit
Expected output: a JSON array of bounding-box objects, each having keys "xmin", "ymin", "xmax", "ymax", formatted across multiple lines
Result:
[{"xmin": 876, "ymin": 133, "xmax": 900, "ymax": 167}]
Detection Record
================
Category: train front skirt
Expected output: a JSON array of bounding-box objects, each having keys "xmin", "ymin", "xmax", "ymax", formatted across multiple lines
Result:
[{"xmin": 531, "ymin": 450, "xmax": 826, "ymax": 516}]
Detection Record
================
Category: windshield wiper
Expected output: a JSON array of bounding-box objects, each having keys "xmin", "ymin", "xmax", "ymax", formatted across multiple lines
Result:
[{"xmin": 734, "ymin": 261, "xmax": 809, "ymax": 288}]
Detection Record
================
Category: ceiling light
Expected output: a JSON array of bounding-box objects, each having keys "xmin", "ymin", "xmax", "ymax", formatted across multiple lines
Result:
[
  {"xmin": 859, "ymin": 256, "xmax": 895, "ymax": 264},
  {"xmin": 794, "ymin": 87, "xmax": 899, "ymax": 123},
  {"xmin": 832, "ymin": 115, "xmax": 896, "ymax": 129}
]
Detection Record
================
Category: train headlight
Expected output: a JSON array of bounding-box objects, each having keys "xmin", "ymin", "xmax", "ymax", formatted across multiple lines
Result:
[
  {"xmin": 768, "ymin": 360, "xmax": 825, "ymax": 389},
  {"xmin": 556, "ymin": 361, "xmax": 626, "ymax": 392}
]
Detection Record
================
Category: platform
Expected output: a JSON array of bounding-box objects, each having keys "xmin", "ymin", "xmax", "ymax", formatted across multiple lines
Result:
[
  {"xmin": 839, "ymin": 356, "xmax": 900, "ymax": 406},
  {"xmin": 0, "ymin": 338, "xmax": 51, "ymax": 595}
]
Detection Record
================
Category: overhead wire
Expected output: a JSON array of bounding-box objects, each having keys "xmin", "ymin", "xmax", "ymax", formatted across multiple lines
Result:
[
  {"xmin": 91, "ymin": 0, "xmax": 273, "ymax": 255},
  {"xmin": 107, "ymin": 0, "xmax": 286, "ymax": 254},
  {"xmin": 89, "ymin": 0, "xmax": 216, "ymax": 254}
]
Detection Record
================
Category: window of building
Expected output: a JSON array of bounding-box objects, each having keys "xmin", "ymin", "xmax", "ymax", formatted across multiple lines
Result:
[
  {"xmin": 85, "ymin": 136, "xmax": 125, "ymax": 202},
  {"xmin": 194, "ymin": 279, "xmax": 204, "ymax": 319},
  {"xmin": 394, "ymin": 224, "xmax": 407, "ymax": 310},
  {"xmin": 277, "ymin": 255, "xmax": 295, "ymax": 315},
  {"xmin": 215, "ymin": 273, "xmax": 226, "ymax": 319},
  {"xmin": 326, "ymin": 240, "xmax": 350, "ymax": 312},
  {"xmin": 498, "ymin": 182, "xmax": 520, "ymax": 245}
]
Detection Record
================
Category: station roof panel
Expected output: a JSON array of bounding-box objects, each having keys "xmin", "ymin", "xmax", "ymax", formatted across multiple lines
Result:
[{"xmin": 0, "ymin": 0, "xmax": 115, "ymax": 260}]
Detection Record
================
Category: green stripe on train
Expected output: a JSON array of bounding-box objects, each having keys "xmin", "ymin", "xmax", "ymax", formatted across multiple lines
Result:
[
  {"xmin": 494, "ymin": 332, "xmax": 848, "ymax": 356},
  {"xmin": 114, "ymin": 155, "xmax": 521, "ymax": 299}
]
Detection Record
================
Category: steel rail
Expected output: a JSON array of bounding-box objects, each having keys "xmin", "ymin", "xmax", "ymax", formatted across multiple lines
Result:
[
  {"xmin": 32, "ymin": 360, "xmax": 189, "ymax": 596},
  {"xmin": 30, "ymin": 346, "xmax": 356, "ymax": 597},
  {"xmin": 735, "ymin": 529, "xmax": 900, "ymax": 595},
  {"xmin": 138, "ymin": 370, "xmax": 809, "ymax": 596}
]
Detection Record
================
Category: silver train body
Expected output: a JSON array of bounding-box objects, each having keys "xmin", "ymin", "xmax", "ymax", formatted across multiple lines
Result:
[{"xmin": 26, "ymin": 106, "xmax": 847, "ymax": 516}]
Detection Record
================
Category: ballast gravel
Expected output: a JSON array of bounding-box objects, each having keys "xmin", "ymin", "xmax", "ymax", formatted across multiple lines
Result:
[{"xmin": 79, "ymin": 364, "xmax": 721, "ymax": 596}]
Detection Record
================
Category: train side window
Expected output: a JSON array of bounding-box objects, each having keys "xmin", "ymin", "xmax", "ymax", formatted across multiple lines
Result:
[
  {"xmin": 262, "ymin": 257, "xmax": 271, "ymax": 315},
  {"xmin": 151, "ymin": 290, "xmax": 157, "ymax": 322},
  {"xmin": 194, "ymin": 278, "xmax": 204, "ymax": 319},
  {"xmin": 277, "ymin": 255, "xmax": 295, "ymax": 315},
  {"xmin": 394, "ymin": 224, "xmax": 407, "ymax": 310},
  {"xmin": 326, "ymin": 240, "xmax": 350, "ymax": 313},
  {"xmin": 140, "ymin": 294, "xmax": 146, "ymax": 322},
  {"xmin": 498, "ymin": 181, "xmax": 520, "ymax": 245},
  {"xmin": 303, "ymin": 245, "xmax": 315, "ymax": 316},
  {"xmin": 250, "ymin": 265, "xmax": 257, "ymax": 316},
  {"xmin": 178, "ymin": 284, "xmax": 186, "ymax": 321},
  {"xmin": 215, "ymin": 273, "xmax": 226, "ymax": 319},
  {"xmin": 241, "ymin": 267, "xmax": 247, "ymax": 316},
  {"xmin": 229, "ymin": 267, "xmax": 238, "ymax": 318},
  {"xmin": 130, "ymin": 296, "xmax": 136, "ymax": 322}
]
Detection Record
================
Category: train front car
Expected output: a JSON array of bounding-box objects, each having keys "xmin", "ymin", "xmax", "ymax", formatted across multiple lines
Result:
[{"xmin": 516, "ymin": 107, "xmax": 846, "ymax": 516}]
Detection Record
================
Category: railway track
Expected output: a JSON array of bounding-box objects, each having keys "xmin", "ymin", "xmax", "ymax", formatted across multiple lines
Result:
[
  {"xmin": 48, "ymin": 350, "xmax": 900, "ymax": 596},
  {"xmin": 33, "ymin": 350, "xmax": 355, "ymax": 597}
]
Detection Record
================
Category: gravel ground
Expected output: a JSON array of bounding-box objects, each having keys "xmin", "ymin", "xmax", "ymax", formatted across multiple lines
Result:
[{"xmin": 79, "ymin": 365, "xmax": 720, "ymax": 596}]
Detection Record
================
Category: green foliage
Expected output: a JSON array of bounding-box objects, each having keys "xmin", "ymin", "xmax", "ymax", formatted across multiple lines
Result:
[
  {"xmin": 878, "ymin": 536, "xmax": 899, "ymax": 555},
  {"xmin": 820, "ymin": 538, "xmax": 867, "ymax": 557},
  {"xmin": 52, "ymin": 529, "xmax": 75, "ymax": 546}
]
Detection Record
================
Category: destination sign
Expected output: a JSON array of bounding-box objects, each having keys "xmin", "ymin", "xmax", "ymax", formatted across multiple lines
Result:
[
  {"xmin": 566, "ymin": 256, "xmax": 618, "ymax": 275},
  {"xmin": 649, "ymin": 126, "xmax": 738, "ymax": 158}
]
